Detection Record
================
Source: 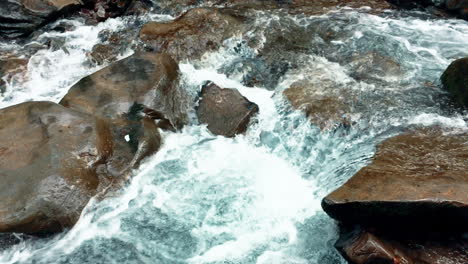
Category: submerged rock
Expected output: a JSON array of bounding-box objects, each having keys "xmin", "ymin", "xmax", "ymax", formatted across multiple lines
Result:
[
  {"xmin": 441, "ymin": 57, "xmax": 468, "ymax": 109},
  {"xmin": 283, "ymin": 81, "xmax": 354, "ymax": 130},
  {"xmin": 347, "ymin": 52, "xmax": 402, "ymax": 81},
  {"xmin": 322, "ymin": 128, "xmax": 468, "ymax": 231},
  {"xmin": 336, "ymin": 228, "xmax": 468, "ymax": 264},
  {"xmin": 140, "ymin": 7, "xmax": 245, "ymax": 61},
  {"xmin": 60, "ymin": 52, "xmax": 188, "ymax": 129},
  {"xmin": 196, "ymin": 82, "xmax": 259, "ymax": 137}
]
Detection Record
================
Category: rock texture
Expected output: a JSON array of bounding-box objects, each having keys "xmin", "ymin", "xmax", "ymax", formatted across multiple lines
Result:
[
  {"xmin": 0, "ymin": 102, "xmax": 130, "ymax": 233},
  {"xmin": 336, "ymin": 229, "xmax": 468, "ymax": 264},
  {"xmin": 197, "ymin": 82, "xmax": 259, "ymax": 137},
  {"xmin": 140, "ymin": 8, "xmax": 245, "ymax": 61},
  {"xmin": 441, "ymin": 57, "xmax": 468, "ymax": 109},
  {"xmin": 0, "ymin": 0, "xmax": 84, "ymax": 39},
  {"xmin": 283, "ymin": 81, "xmax": 354, "ymax": 130},
  {"xmin": 322, "ymin": 128, "xmax": 468, "ymax": 231},
  {"xmin": 60, "ymin": 52, "xmax": 187, "ymax": 129}
]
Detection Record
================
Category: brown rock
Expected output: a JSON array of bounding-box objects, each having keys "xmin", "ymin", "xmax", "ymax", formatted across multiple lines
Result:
[
  {"xmin": 347, "ymin": 52, "xmax": 402, "ymax": 81},
  {"xmin": 196, "ymin": 82, "xmax": 259, "ymax": 137},
  {"xmin": 0, "ymin": 102, "xmax": 123, "ymax": 233},
  {"xmin": 88, "ymin": 44, "xmax": 120, "ymax": 65},
  {"xmin": 60, "ymin": 52, "xmax": 188, "ymax": 130},
  {"xmin": 336, "ymin": 229, "xmax": 468, "ymax": 264},
  {"xmin": 441, "ymin": 57, "xmax": 468, "ymax": 109},
  {"xmin": 283, "ymin": 80, "xmax": 354, "ymax": 130},
  {"xmin": 322, "ymin": 128, "xmax": 468, "ymax": 231},
  {"xmin": 140, "ymin": 8, "xmax": 245, "ymax": 61}
]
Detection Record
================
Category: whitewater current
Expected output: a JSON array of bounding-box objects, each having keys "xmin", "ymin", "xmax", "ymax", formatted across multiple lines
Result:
[{"xmin": 1, "ymin": 5, "xmax": 468, "ymax": 264}]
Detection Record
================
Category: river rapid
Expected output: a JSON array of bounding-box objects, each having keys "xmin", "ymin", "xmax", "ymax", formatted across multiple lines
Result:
[{"xmin": 0, "ymin": 2, "xmax": 467, "ymax": 264}]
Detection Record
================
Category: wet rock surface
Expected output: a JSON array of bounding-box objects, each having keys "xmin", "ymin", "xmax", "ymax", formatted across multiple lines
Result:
[
  {"xmin": 336, "ymin": 228, "xmax": 468, "ymax": 264},
  {"xmin": 0, "ymin": 102, "xmax": 117, "ymax": 233},
  {"xmin": 196, "ymin": 82, "xmax": 259, "ymax": 137},
  {"xmin": 60, "ymin": 52, "xmax": 188, "ymax": 129},
  {"xmin": 140, "ymin": 7, "xmax": 245, "ymax": 61},
  {"xmin": 322, "ymin": 127, "xmax": 468, "ymax": 231},
  {"xmin": 441, "ymin": 57, "xmax": 468, "ymax": 109}
]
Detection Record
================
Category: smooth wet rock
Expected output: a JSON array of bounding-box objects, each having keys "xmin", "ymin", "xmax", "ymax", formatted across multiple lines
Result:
[
  {"xmin": 0, "ymin": 0, "xmax": 84, "ymax": 39},
  {"xmin": 441, "ymin": 57, "xmax": 468, "ymax": 109},
  {"xmin": 140, "ymin": 8, "xmax": 245, "ymax": 61},
  {"xmin": 322, "ymin": 128, "xmax": 468, "ymax": 231},
  {"xmin": 196, "ymin": 82, "xmax": 259, "ymax": 137},
  {"xmin": 0, "ymin": 102, "xmax": 130, "ymax": 233},
  {"xmin": 347, "ymin": 52, "xmax": 402, "ymax": 81},
  {"xmin": 60, "ymin": 52, "xmax": 188, "ymax": 129},
  {"xmin": 336, "ymin": 228, "xmax": 468, "ymax": 264},
  {"xmin": 283, "ymin": 81, "xmax": 354, "ymax": 130}
]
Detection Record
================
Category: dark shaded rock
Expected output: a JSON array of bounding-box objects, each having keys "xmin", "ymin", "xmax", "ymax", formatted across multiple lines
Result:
[
  {"xmin": 0, "ymin": 56, "xmax": 28, "ymax": 94},
  {"xmin": 322, "ymin": 127, "xmax": 468, "ymax": 231},
  {"xmin": 60, "ymin": 52, "xmax": 188, "ymax": 129},
  {"xmin": 140, "ymin": 7, "xmax": 245, "ymax": 61},
  {"xmin": 446, "ymin": 0, "xmax": 468, "ymax": 18},
  {"xmin": 441, "ymin": 57, "xmax": 468, "ymax": 109},
  {"xmin": 196, "ymin": 82, "xmax": 259, "ymax": 137},
  {"xmin": 0, "ymin": 0, "xmax": 84, "ymax": 39},
  {"xmin": 336, "ymin": 228, "xmax": 468, "ymax": 264},
  {"xmin": 124, "ymin": 0, "xmax": 154, "ymax": 16}
]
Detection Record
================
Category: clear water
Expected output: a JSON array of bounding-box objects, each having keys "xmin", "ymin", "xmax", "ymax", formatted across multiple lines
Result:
[{"xmin": 0, "ymin": 5, "xmax": 467, "ymax": 264}]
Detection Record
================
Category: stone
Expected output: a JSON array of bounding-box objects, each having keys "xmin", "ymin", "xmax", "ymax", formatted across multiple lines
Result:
[
  {"xmin": 336, "ymin": 228, "xmax": 468, "ymax": 264},
  {"xmin": 196, "ymin": 82, "xmax": 259, "ymax": 137},
  {"xmin": 322, "ymin": 128, "xmax": 468, "ymax": 231},
  {"xmin": 0, "ymin": 57, "xmax": 28, "ymax": 94},
  {"xmin": 140, "ymin": 7, "xmax": 245, "ymax": 61},
  {"xmin": 441, "ymin": 57, "xmax": 468, "ymax": 109},
  {"xmin": 60, "ymin": 52, "xmax": 188, "ymax": 130}
]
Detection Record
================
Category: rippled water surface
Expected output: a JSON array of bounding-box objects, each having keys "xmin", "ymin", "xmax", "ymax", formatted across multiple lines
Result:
[{"xmin": 1, "ymin": 4, "xmax": 467, "ymax": 264}]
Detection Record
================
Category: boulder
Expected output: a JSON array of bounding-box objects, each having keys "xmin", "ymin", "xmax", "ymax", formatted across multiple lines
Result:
[
  {"xmin": 0, "ymin": 0, "xmax": 84, "ymax": 39},
  {"xmin": 60, "ymin": 52, "xmax": 188, "ymax": 129},
  {"xmin": 283, "ymin": 81, "xmax": 354, "ymax": 130},
  {"xmin": 336, "ymin": 228, "xmax": 468, "ymax": 264},
  {"xmin": 0, "ymin": 101, "xmax": 156, "ymax": 234},
  {"xmin": 441, "ymin": 57, "xmax": 468, "ymax": 109},
  {"xmin": 322, "ymin": 128, "xmax": 468, "ymax": 231},
  {"xmin": 140, "ymin": 8, "xmax": 245, "ymax": 61},
  {"xmin": 196, "ymin": 82, "xmax": 259, "ymax": 137}
]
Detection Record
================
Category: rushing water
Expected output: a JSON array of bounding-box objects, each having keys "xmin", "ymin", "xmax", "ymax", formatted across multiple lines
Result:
[{"xmin": 1, "ymin": 4, "xmax": 468, "ymax": 264}]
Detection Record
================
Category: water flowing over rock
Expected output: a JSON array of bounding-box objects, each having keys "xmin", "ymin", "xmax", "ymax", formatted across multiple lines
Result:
[
  {"xmin": 0, "ymin": 56, "xmax": 28, "ymax": 94},
  {"xmin": 140, "ymin": 7, "xmax": 245, "ymax": 61},
  {"xmin": 336, "ymin": 229, "xmax": 468, "ymax": 264},
  {"xmin": 60, "ymin": 52, "xmax": 188, "ymax": 129},
  {"xmin": 0, "ymin": 101, "xmax": 136, "ymax": 234},
  {"xmin": 322, "ymin": 127, "xmax": 468, "ymax": 231},
  {"xmin": 283, "ymin": 81, "xmax": 354, "ymax": 130},
  {"xmin": 441, "ymin": 57, "xmax": 468, "ymax": 109},
  {"xmin": 196, "ymin": 82, "xmax": 259, "ymax": 137}
]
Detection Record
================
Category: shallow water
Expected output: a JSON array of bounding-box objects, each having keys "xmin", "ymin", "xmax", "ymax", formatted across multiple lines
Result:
[{"xmin": 0, "ymin": 5, "xmax": 467, "ymax": 264}]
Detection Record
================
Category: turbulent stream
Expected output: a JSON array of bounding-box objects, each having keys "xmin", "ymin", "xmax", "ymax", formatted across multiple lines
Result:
[{"xmin": 1, "ymin": 3, "xmax": 468, "ymax": 264}]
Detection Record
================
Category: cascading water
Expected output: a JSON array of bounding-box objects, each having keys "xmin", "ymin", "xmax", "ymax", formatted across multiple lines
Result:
[{"xmin": 1, "ymin": 4, "xmax": 467, "ymax": 264}]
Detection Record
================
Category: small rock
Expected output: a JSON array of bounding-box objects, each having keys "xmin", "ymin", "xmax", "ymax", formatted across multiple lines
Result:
[
  {"xmin": 0, "ymin": 57, "xmax": 28, "ymax": 94},
  {"xmin": 196, "ymin": 82, "xmax": 259, "ymax": 137},
  {"xmin": 441, "ymin": 57, "xmax": 468, "ymax": 109}
]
